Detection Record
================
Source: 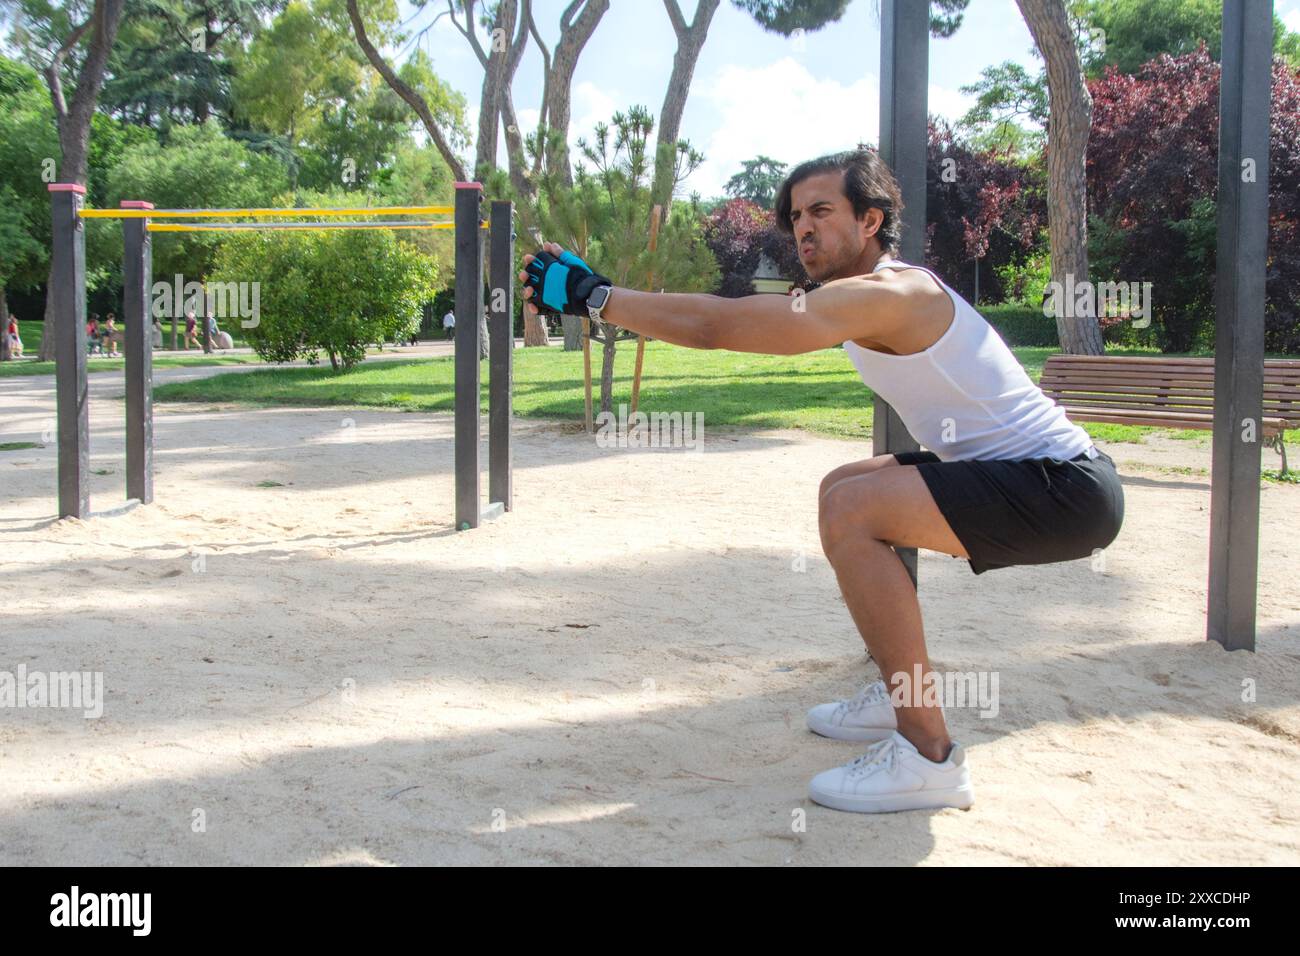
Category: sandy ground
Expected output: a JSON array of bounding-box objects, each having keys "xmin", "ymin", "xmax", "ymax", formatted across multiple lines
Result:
[{"xmin": 1, "ymin": 363, "xmax": 1298, "ymax": 866}]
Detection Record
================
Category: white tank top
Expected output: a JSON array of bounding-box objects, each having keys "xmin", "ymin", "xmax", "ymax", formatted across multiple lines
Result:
[{"xmin": 841, "ymin": 260, "xmax": 1097, "ymax": 462}]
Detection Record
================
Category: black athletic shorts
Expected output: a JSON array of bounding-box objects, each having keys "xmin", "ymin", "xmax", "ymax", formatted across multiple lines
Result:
[{"xmin": 892, "ymin": 447, "xmax": 1125, "ymax": 575}]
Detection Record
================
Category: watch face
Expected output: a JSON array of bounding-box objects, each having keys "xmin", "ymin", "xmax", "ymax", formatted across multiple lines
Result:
[{"xmin": 589, "ymin": 286, "xmax": 610, "ymax": 310}]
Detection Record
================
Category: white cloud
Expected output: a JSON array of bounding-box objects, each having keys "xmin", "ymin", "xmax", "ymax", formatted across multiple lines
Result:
[
  {"xmin": 1284, "ymin": 9, "xmax": 1300, "ymax": 35},
  {"xmin": 513, "ymin": 107, "xmax": 541, "ymax": 137},
  {"xmin": 679, "ymin": 60, "xmax": 979, "ymax": 200},
  {"xmin": 689, "ymin": 57, "xmax": 880, "ymax": 199},
  {"xmin": 567, "ymin": 81, "xmax": 622, "ymax": 157},
  {"xmin": 928, "ymin": 83, "xmax": 974, "ymax": 125}
]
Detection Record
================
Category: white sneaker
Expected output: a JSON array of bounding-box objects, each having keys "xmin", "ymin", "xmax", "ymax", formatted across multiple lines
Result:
[
  {"xmin": 808, "ymin": 731, "xmax": 975, "ymax": 813},
  {"xmin": 806, "ymin": 679, "xmax": 897, "ymax": 742}
]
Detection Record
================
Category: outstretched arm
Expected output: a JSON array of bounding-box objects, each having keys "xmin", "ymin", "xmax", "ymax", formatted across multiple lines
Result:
[{"xmin": 519, "ymin": 241, "xmax": 914, "ymax": 356}]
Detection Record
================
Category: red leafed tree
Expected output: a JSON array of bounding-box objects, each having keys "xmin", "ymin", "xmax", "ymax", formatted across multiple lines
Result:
[
  {"xmin": 703, "ymin": 198, "xmax": 779, "ymax": 297},
  {"xmin": 925, "ymin": 120, "xmax": 1045, "ymax": 304},
  {"xmin": 702, "ymin": 197, "xmax": 810, "ymax": 297},
  {"xmin": 1088, "ymin": 45, "xmax": 1300, "ymax": 353}
]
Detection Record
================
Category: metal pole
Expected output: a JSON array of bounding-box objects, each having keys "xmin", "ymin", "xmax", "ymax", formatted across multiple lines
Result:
[
  {"xmin": 1208, "ymin": 1, "xmax": 1272, "ymax": 652},
  {"xmin": 122, "ymin": 201, "xmax": 153, "ymax": 504},
  {"xmin": 454, "ymin": 183, "xmax": 484, "ymax": 530},
  {"xmin": 877, "ymin": 0, "xmax": 929, "ymax": 589},
  {"xmin": 48, "ymin": 184, "xmax": 88, "ymax": 519},
  {"xmin": 488, "ymin": 200, "xmax": 514, "ymax": 512}
]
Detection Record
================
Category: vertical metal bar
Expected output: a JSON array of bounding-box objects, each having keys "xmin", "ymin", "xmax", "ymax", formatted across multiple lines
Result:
[
  {"xmin": 122, "ymin": 201, "xmax": 154, "ymax": 504},
  {"xmin": 454, "ymin": 182, "xmax": 484, "ymax": 529},
  {"xmin": 1208, "ymin": 1, "xmax": 1272, "ymax": 652},
  {"xmin": 877, "ymin": 0, "xmax": 929, "ymax": 589},
  {"xmin": 488, "ymin": 200, "xmax": 514, "ymax": 512},
  {"xmin": 49, "ymin": 184, "xmax": 88, "ymax": 519}
]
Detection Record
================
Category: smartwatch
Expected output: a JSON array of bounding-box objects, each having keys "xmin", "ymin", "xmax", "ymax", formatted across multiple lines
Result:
[{"xmin": 586, "ymin": 284, "xmax": 613, "ymax": 324}]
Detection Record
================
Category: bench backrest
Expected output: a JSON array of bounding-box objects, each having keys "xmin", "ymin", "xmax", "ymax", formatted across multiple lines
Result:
[{"xmin": 1040, "ymin": 355, "xmax": 1300, "ymax": 425}]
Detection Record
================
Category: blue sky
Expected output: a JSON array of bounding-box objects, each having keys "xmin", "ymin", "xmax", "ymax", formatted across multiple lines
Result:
[{"xmin": 397, "ymin": 0, "xmax": 1300, "ymax": 199}]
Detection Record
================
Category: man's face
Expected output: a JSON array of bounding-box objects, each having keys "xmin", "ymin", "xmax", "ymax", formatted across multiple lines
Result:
[{"xmin": 787, "ymin": 171, "xmax": 882, "ymax": 281}]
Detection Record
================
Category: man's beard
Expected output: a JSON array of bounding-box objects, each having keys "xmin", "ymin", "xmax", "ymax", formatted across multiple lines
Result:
[{"xmin": 809, "ymin": 257, "xmax": 840, "ymax": 282}]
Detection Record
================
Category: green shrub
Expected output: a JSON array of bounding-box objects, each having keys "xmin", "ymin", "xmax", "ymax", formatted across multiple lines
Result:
[
  {"xmin": 979, "ymin": 303, "xmax": 1059, "ymax": 347},
  {"xmin": 995, "ymin": 247, "xmax": 1052, "ymax": 310},
  {"xmin": 212, "ymin": 229, "xmax": 438, "ymax": 370}
]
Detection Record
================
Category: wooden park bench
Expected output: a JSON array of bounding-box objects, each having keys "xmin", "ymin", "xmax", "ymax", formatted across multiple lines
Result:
[{"xmin": 1041, "ymin": 354, "xmax": 1300, "ymax": 475}]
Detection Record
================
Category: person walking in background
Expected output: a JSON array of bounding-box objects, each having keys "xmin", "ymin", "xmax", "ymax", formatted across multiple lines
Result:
[
  {"xmin": 6, "ymin": 315, "xmax": 22, "ymax": 358},
  {"xmin": 87, "ymin": 314, "xmax": 100, "ymax": 355},
  {"xmin": 442, "ymin": 309, "xmax": 455, "ymax": 340},
  {"xmin": 102, "ymin": 313, "xmax": 119, "ymax": 357},
  {"xmin": 184, "ymin": 309, "xmax": 199, "ymax": 350}
]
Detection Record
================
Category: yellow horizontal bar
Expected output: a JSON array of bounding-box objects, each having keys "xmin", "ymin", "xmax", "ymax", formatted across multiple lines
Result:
[
  {"xmin": 81, "ymin": 204, "xmax": 455, "ymax": 220},
  {"xmin": 146, "ymin": 221, "xmax": 464, "ymax": 233}
]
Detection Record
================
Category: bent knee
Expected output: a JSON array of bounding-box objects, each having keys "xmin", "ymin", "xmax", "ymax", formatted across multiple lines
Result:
[
  {"xmin": 819, "ymin": 482, "xmax": 884, "ymax": 554},
  {"xmin": 818, "ymin": 467, "xmax": 852, "ymax": 500},
  {"xmin": 818, "ymin": 455, "xmax": 897, "ymax": 500}
]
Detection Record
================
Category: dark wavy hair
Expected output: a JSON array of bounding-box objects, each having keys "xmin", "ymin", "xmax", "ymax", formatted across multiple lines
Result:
[{"xmin": 773, "ymin": 149, "xmax": 904, "ymax": 256}]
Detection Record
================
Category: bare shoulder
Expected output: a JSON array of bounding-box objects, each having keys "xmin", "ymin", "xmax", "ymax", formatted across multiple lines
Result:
[
  {"xmin": 870, "ymin": 265, "xmax": 952, "ymax": 310},
  {"xmin": 819, "ymin": 266, "xmax": 948, "ymax": 304},
  {"xmin": 809, "ymin": 267, "xmax": 951, "ymax": 345},
  {"xmin": 809, "ymin": 267, "xmax": 952, "ymax": 354}
]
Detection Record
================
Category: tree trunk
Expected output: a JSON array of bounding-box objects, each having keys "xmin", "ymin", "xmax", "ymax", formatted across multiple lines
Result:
[
  {"xmin": 446, "ymin": 1, "xmax": 606, "ymax": 343},
  {"xmin": 650, "ymin": 0, "xmax": 720, "ymax": 223},
  {"xmin": 50, "ymin": 0, "xmax": 125, "ymax": 185},
  {"xmin": 0, "ymin": 289, "xmax": 11, "ymax": 362},
  {"xmin": 524, "ymin": 310, "xmax": 551, "ymax": 346},
  {"xmin": 473, "ymin": 0, "xmax": 515, "ymax": 178},
  {"xmin": 37, "ymin": 0, "xmax": 127, "ymax": 362},
  {"xmin": 473, "ymin": 1, "xmax": 537, "ymax": 204},
  {"xmin": 1016, "ymin": 0, "xmax": 1102, "ymax": 355},
  {"xmin": 347, "ymin": 0, "xmax": 468, "ymax": 182},
  {"xmin": 499, "ymin": 96, "xmax": 537, "ymax": 205},
  {"xmin": 479, "ymin": 309, "xmax": 490, "ymax": 360},
  {"xmin": 561, "ymin": 313, "xmax": 583, "ymax": 351},
  {"xmin": 599, "ymin": 330, "xmax": 617, "ymax": 415},
  {"xmin": 38, "ymin": 294, "xmax": 55, "ymax": 362},
  {"xmin": 540, "ymin": 0, "xmax": 610, "ymax": 186}
]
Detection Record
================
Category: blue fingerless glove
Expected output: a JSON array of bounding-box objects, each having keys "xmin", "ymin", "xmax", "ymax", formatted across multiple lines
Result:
[{"xmin": 523, "ymin": 248, "xmax": 612, "ymax": 317}]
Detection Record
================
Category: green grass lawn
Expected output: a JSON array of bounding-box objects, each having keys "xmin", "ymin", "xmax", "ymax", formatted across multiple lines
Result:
[
  {"xmin": 157, "ymin": 341, "xmax": 894, "ymax": 436},
  {"xmin": 149, "ymin": 341, "xmax": 1299, "ymax": 455},
  {"xmin": 0, "ymin": 353, "xmax": 263, "ymax": 377}
]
